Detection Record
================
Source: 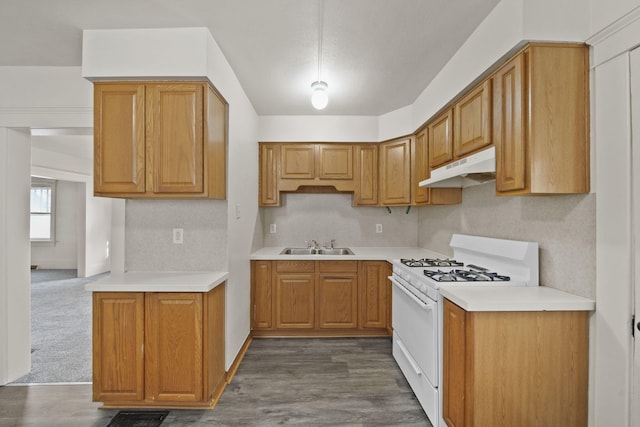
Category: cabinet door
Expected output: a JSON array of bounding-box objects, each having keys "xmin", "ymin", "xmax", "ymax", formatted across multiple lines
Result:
[
  {"xmin": 412, "ymin": 130, "xmax": 430, "ymax": 205},
  {"xmin": 493, "ymin": 53, "xmax": 526, "ymax": 193},
  {"xmin": 358, "ymin": 261, "xmax": 390, "ymax": 329},
  {"xmin": 280, "ymin": 144, "xmax": 315, "ymax": 179},
  {"xmin": 252, "ymin": 260, "xmax": 273, "ymax": 329},
  {"xmin": 147, "ymin": 83, "xmax": 205, "ymax": 194},
  {"xmin": 94, "ymin": 84, "xmax": 146, "ymax": 195},
  {"xmin": 259, "ymin": 144, "xmax": 280, "ymax": 206},
  {"xmin": 275, "ymin": 274, "xmax": 315, "ymax": 328},
  {"xmin": 443, "ymin": 299, "xmax": 468, "ymax": 427},
  {"xmin": 92, "ymin": 292, "xmax": 145, "ymax": 402},
  {"xmin": 317, "ymin": 274, "xmax": 358, "ymax": 329},
  {"xmin": 145, "ymin": 292, "xmax": 203, "ymax": 403},
  {"xmin": 354, "ymin": 145, "xmax": 378, "ymax": 206},
  {"xmin": 454, "ymin": 80, "xmax": 492, "ymax": 157},
  {"xmin": 379, "ymin": 138, "xmax": 411, "ymax": 205},
  {"xmin": 317, "ymin": 144, "xmax": 353, "ymax": 179},
  {"xmin": 428, "ymin": 109, "xmax": 454, "ymax": 168}
]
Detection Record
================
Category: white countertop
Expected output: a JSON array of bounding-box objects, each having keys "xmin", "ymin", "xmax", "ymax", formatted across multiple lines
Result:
[
  {"xmin": 85, "ymin": 271, "xmax": 229, "ymax": 292},
  {"xmin": 440, "ymin": 286, "xmax": 595, "ymax": 312},
  {"xmin": 250, "ymin": 246, "xmax": 446, "ymax": 261}
]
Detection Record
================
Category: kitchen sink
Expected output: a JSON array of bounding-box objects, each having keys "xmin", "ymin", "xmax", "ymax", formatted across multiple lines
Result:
[{"xmin": 279, "ymin": 247, "xmax": 354, "ymax": 255}]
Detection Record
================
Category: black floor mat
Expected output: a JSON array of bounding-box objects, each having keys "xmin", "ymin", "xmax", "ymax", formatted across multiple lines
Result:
[{"xmin": 106, "ymin": 410, "xmax": 169, "ymax": 427}]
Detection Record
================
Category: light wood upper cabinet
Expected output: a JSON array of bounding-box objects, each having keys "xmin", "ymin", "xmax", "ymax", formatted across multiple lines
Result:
[
  {"xmin": 412, "ymin": 130, "xmax": 430, "ymax": 205},
  {"xmin": 454, "ymin": 80, "xmax": 492, "ymax": 158},
  {"xmin": 493, "ymin": 53, "xmax": 526, "ymax": 193},
  {"xmin": 443, "ymin": 299, "xmax": 589, "ymax": 427},
  {"xmin": 280, "ymin": 144, "xmax": 315, "ymax": 179},
  {"xmin": 92, "ymin": 285, "xmax": 226, "ymax": 409},
  {"xmin": 428, "ymin": 109, "xmax": 454, "ymax": 169},
  {"xmin": 94, "ymin": 81, "xmax": 227, "ymax": 199},
  {"xmin": 379, "ymin": 137, "xmax": 412, "ymax": 205},
  {"xmin": 354, "ymin": 144, "xmax": 378, "ymax": 206},
  {"xmin": 318, "ymin": 144, "xmax": 353, "ymax": 180},
  {"xmin": 94, "ymin": 84, "xmax": 146, "ymax": 195},
  {"xmin": 259, "ymin": 144, "xmax": 280, "ymax": 206},
  {"xmin": 147, "ymin": 84, "xmax": 204, "ymax": 194},
  {"xmin": 493, "ymin": 44, "xmax": 589, "ymax": 195}
]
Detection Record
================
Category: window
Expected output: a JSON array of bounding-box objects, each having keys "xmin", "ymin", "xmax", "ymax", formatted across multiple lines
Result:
[{"xmin": 30, "ymin": 178, "xmax": 56, "ymax": 242}]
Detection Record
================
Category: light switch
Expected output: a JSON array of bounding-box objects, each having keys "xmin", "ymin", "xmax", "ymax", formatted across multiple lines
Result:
[{"xmin": 270, "ymin": 224, "xmax": 277, "ymax": 233}]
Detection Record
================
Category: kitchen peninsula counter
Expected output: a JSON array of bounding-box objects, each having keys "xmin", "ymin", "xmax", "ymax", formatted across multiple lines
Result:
[
  {"xmin": 85, "ymin": 270, "xmax": 228, "ymax": 292},
  {"xmin": 440, "ymin": 285, "xmax": 595, "ymax": 312},
  {"xmin": 250, "ymin": 246, "xmax": 445, "ymax": 261},
  {"xmin": 88, "ymin": 270, "xmax": 227, "ymax": 409}
]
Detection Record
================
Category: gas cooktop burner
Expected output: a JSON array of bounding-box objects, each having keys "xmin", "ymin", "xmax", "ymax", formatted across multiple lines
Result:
[
  {"xmin": 400, "ymin": 258, "xmax": 464, "ymax": 268},
  {"xmin": 423, "ymin": 268, "xmax": 511, "ymax": 282}
]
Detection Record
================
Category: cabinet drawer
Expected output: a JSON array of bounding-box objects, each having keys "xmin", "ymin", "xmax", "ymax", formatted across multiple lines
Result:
[
  {"xmin": 276, "ymin": 260, "xmax": 315, "ymax": 273},
  {"xmin": 319, "ymin": 261, "xmax": 358, "ymax": 273}
]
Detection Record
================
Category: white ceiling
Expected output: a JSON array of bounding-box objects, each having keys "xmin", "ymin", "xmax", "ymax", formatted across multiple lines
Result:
[{"xmin": 0, "ymin": 0, "xmax": 500, "ymax": 116}]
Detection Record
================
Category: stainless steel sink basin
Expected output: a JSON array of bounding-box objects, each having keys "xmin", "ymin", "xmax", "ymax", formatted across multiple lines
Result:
[
  {"xmin": 280, "ymin": 248, "xmax": 319, "ymax": 255},
  {"xmin": 279, "ymin": 247, "xmax": 354, "ymax": 255},
  {"xmin": 316, "ymin": 248, "xmax": 354, "ymax": 255}
]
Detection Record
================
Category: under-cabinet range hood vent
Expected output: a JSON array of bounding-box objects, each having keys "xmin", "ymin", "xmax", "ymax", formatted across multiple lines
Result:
[{"xmin": 419, "ymin": 146, "xmax": 496, "ymax": 188}]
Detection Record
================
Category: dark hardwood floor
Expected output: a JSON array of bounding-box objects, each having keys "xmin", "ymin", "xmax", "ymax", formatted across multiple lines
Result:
[{"xmin": 0, "ymin": 337, "xmax": 432, "ymax": 426}]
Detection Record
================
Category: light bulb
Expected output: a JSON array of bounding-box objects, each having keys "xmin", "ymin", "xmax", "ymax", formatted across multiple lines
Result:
[{"xmin": 311, "ymin": 81, "xmax": 329, "ymax": 110}]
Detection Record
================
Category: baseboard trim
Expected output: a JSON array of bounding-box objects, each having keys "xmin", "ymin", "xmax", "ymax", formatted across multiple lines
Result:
[{"xmin": 225, "ymin": 334, "xmax": 252, "ymax": 385}]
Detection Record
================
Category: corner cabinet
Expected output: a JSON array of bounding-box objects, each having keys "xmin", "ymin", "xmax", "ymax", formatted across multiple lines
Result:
[
  {"xmin": 493, "ymin": 43, "xmax": 589, "ymax": 195},
  {"xmin": 94, "ymin": 81, "xmax": 227, "ymax": 199},
  {"xmin": 92, "ymin": 285, "xmax": 225, "ymax": 408},
  {"xmin": 251, "ymin": 260, "xmax": 391, "ymax": 337},
  {"xmin": 443, "ymin": 299, "xmax": 589, "ymax": 427}
]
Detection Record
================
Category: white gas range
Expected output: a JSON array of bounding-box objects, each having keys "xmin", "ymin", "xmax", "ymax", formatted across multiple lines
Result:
[{"xmin": 390, "ymin": 234, "xmax": 539, "ymax": 427}]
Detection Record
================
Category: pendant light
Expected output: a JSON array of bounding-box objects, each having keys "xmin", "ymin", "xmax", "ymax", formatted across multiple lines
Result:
[{"xmin": 311, "ymin": 0, "xmax": 328, "ymax": 110}]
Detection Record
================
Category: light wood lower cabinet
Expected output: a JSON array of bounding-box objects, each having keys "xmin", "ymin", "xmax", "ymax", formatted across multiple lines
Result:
[
  {"xmin": 443, "ymin": 299, "xmax": 589, "ymax": 427},
  {"xmin": 92, "ymin": 285, "xmax": 225, "ymax": 408},
  {"xmin": 251, "ymin": 260, "xmax": 391, "ymax": 336}
]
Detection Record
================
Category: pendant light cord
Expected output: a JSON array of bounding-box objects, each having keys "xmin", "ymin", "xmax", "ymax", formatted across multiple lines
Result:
[{"xmin": 317, "ymin": 0, "xmax": 324, "ymax": 82}]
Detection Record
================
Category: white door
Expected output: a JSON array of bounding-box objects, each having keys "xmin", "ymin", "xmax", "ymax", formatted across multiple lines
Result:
[{"xmin": 631, "ymin": 46, "xmax": 640, "ymax": 427}]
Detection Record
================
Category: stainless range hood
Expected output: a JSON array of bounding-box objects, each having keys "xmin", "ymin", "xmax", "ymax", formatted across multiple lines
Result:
[{"xmin": 418, "ymin": 146, "xmax": 496, "ymax": 188}]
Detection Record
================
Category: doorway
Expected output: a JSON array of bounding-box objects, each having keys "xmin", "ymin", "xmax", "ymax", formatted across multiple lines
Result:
[{"xmin": 13, "ymin": 179, "xmax": 99, "ymax": 384}]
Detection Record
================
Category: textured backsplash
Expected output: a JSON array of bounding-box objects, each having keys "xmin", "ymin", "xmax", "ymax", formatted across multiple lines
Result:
[
  {"xmin": 418, "ymin": 182, "xmax": 596, "ymax": 298},
  {"xmin": 262, "ymin": 193, "xmax": 418, "ymax": 248},
  {"xmin": 125, "ymin": 199, "xmax": 228, "ymax": 271}
]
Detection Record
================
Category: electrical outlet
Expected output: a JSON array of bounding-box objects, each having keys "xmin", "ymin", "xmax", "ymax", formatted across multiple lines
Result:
[
  {"xmin": 173, "ymin": 228, "xmax": 184, "ymax": 244},
  {"xmin": 376, "ymin": 224, "xmax": 383, "ymax": 233},
  {"xmin": 235, "ymin": 204, "xmax": 241, "ymax": 219},
  {"xmin": 270, "ymin": 224, "xmax": 277, "ymax": 233}
]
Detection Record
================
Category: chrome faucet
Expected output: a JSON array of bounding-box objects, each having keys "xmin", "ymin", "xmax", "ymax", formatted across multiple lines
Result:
[{"xmin": 306, "ymin": 240, "xmax": 320, "ymax": 249}]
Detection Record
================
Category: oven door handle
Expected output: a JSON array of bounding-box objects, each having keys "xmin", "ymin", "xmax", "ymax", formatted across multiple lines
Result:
[{"xmin": 390, "ymin": 276, "xmax": 434, "ymax": 311}]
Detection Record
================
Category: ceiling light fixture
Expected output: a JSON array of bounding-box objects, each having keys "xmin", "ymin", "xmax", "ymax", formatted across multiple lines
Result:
[{"xmin": 311, "ymin": 0, "xmax": 328, "ymax": 110}]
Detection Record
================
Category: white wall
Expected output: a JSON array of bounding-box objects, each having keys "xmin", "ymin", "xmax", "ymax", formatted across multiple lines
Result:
[
  {"xmin": 30, "ymin": 180, "xmax": 79, "ymax": 269},
  {"xmin": 259, "ymin": 115, "xmax": 378, "ymax": 142},
  {"xmin": 0, "ymin": 128, "xmax": 31, "ymax": 384}
]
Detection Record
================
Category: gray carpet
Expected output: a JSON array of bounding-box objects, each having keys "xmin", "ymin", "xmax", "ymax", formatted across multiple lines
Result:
[{"xmin": 13, "ymin": 269, "xmax": 108, "ymax": 384}]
